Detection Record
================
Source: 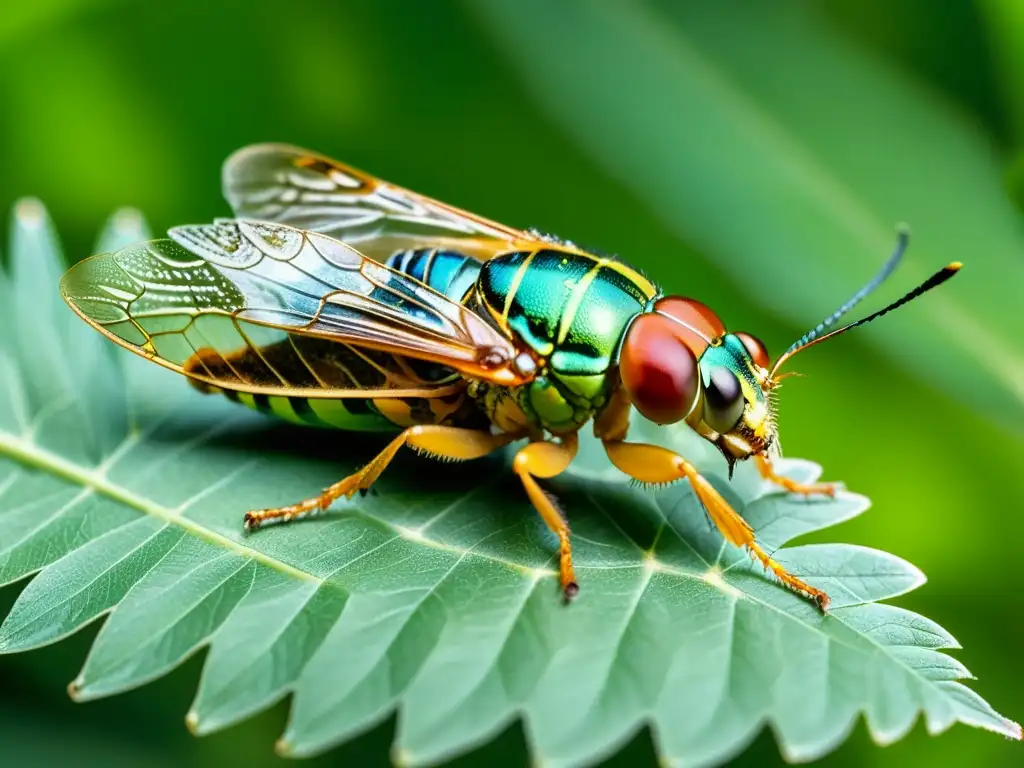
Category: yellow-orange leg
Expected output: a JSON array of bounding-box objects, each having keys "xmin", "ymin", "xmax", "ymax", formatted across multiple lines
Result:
[
  {"xmin": 514, "ymin": 434, "xmax": 580, "ymax": 600},
  {"xmin": 755, "ymin": 454, "xmax": 836, "ymax": 497},
  {"xmin": 244, "ymin": 426, "xmax": 519, "ymax": 530},
  {"xmin": 602, "ymin": 440, "xmax": 830, "ymax": 611}
]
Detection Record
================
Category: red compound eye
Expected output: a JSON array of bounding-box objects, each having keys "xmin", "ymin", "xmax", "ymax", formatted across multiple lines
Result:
[
  {"xmin": 735, "ymin": 331, "xmax": 770, "ymax": 369},
  {"xmin": 651, "ymin": 296, "xmax": 725, "ymax": 357},
  {"xmin": 620, "ymin": 314, "xmax": 700, "ymax": 425}
]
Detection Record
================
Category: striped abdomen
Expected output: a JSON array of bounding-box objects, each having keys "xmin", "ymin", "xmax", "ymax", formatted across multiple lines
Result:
[
  {"xmin": 385, "ymin": 248, "xmax": 481, "ymax": 302},
  {"xmin": 185, "ymin": 335, "xmax": 474, "ymax": 432},
  {"xmin": 222, "ymin": 389, "xmax": 395, "ymax": 431},
  {"xmin": 221, "ymin": 388, "xmax": 478, "ymax": 432}
]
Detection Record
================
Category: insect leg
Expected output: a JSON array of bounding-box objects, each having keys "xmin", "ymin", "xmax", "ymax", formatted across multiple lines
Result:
[
  {"xmin": 513, "ymin": 434, "xmax": 580, "ymax": 600},
  {"xmin": 754, "ymin": 454, "xmax": 836, "ymax": 497},
  {"xmin": 601, "ymin": 440, "xmax": 830, "ymax": 611},
  {"xmin": 244, "ymin": 427, "xmax": 519, "ymax": 530}
]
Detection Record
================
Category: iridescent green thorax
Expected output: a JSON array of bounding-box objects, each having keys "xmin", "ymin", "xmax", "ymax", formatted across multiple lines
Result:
[{"xmin": 473, "ymin": 249, "xmax": 658, "ymax": 433}]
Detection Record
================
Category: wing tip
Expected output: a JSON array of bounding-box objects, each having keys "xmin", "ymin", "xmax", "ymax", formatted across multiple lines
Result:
[
  {"xmin": 59, "ymin": 252, "xmax": 111, "ymax": 300},
  {"xmin": 223, "ymin": 142, "xmax": 319, "ymax": 175},
  {"xmin": 222, "ymin": 142, "xmax": 328, "ymax": 211}
]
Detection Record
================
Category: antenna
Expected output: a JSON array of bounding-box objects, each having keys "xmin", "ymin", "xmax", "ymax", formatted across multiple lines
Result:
[
  {"xmin": 769, "ymin": 231, "xmax": 960, "ymax": 379},
  {"xmin": 781, "ymin": 228, "xmax": 909, "ymax": 358}
]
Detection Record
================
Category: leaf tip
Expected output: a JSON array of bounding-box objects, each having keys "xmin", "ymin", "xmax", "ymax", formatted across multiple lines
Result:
[
  {"xmin": 997, "ymin": 716, "xmax": 1024, "ymax": 741},
  {"xmin": 274, "ymin": 737, "xmax": 293, "ymax": 757},
  {"xmin": 66, "ymin": 678, "xmax": 84, "ymax": 701},
  {"xmin": 390, "ymin": 746, "xmax": 415, "ymax": 768},
  {"xmin": 14, "ymin": 198, "xmax": 46, "ymax": 228},
  {"xmin": 112, "ymin": 207, "xmax": 145, "ymax": 231},
  {"xmin": 185, "ymin": 710, "xmax": 200, "ymax": 735},
  {"xmin": 97, "ymin": 207, "xmax": 151, "ymax": 253},
  {"xmin": 979, "ymin": 713, "xmax": 1024, "ymax": 742},
  {"xmin": 906, "ymin": 561, "xmax": 928, "ymax": 593},
  {"xmin": 837, "ymin": 489, "xmax": 871, "ymax": 517}
]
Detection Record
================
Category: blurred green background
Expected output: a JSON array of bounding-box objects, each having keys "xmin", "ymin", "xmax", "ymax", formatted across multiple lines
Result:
[{"xmin": 1, "ymin": 1, "xmax": 1022, "ymax": 766}]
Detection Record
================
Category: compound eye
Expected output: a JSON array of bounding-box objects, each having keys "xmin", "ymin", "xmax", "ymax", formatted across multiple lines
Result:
[
  {"xmin": 735, "ymin": 332, "xmax": 770, "ymax": 369},
  {"xmin": 651, "ymin": 296, "xmax": 725, "ymax": 357},
  {"xmin": 703, "ymin": 366, "xmax": 745, "ymax": 433},
  {"xmin": 620, "ymin": 314, "xmax": 700, "ymax": 425}
]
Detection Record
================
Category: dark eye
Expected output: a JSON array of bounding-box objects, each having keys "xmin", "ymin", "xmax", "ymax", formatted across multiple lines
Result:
[
  {"xmin": 735, "ymin": 332, "xmax": 770, "ymax": 369},
  {"xmin": 703, "ymin": 366, "xmax": 745, "ymax": 433}
]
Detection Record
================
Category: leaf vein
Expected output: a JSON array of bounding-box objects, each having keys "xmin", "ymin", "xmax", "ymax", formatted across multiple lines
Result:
[{"xmin": 0, "ymin": 429, "xmax": 320, "ymax": 585}]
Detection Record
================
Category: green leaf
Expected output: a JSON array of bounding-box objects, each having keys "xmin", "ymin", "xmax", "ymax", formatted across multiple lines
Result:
[
  {"xmin": 0, "ymin": 203, "xmax": 1018, "ymax": 767},
  {"xmin": 471, "ymin": 0, "xmax": 1024, "ymax": 433}
]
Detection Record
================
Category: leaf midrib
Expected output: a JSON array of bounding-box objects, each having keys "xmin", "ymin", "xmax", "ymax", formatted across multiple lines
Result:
[
  {"xmin": 0, "ymin": 427, "xmax": 558, "ymax": 588},
  {"xmin": 0, "ymin": 427, "xmax": 319, "ymax": 585}
]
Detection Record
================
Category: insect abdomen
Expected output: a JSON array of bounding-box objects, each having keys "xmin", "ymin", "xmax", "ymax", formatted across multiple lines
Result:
[
  {"xmin": 385, "ymin": 248, "xmax": 481, "ymax": 301},
  {"xmin": 182, "ymin": 336, "xmax": 466, "ymax": 432},
  {"xmin": 221, "ymin": 390, "xmax": 483, "ymax": 432},
  {"xmin": 223, "ymin": 391, "xmax": 398, "ymax": 431}
]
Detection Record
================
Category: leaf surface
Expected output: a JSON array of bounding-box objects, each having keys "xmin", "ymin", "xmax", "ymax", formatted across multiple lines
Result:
[{"xmin": 0, "ymin": 204, "xmax": 1018, "ymax": 766}]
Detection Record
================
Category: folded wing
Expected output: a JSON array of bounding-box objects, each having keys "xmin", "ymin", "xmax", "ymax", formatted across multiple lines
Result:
[{"xmin": 60, "ymin": 220, "xmax": 530, "ymax": 398}]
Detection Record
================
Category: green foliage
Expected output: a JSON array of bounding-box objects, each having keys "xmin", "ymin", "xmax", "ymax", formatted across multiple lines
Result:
[
  {"xmin": 0, "ymin": 204, "xmax": 1017, "ymax": 766},
  {"xmin": 472, "ymin": 0, "xmax": 1024, "ymax": 434}
]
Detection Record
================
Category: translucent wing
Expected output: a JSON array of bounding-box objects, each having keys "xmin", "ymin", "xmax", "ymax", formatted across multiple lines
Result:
[
  {"xmin": 223, "ymin": 143, "xmax": 589, "ymax": 263},
  {"xmin": 60, "ymin": 220, "xmax": 530, "ymax": 398}
]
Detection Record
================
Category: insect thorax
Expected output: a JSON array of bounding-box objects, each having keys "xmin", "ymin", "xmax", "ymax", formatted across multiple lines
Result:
[
  {"xmin": 386, "ymin": 245, "xmax": 657, "ymax": 434},
  {"xmin": 469, "ymin": 249, "xmax": 657, "ymax": 433}
]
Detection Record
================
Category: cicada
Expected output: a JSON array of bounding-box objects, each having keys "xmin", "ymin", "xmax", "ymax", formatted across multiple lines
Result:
[{"xmin": 60, "ymin": 145, "xmax": 959, "ymax": 610}]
